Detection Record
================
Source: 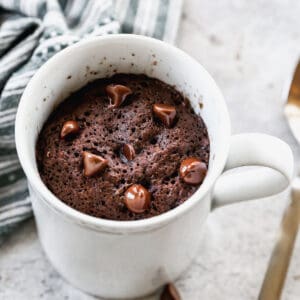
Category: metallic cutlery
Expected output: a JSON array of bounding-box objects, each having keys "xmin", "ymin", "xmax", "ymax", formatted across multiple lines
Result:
[{"xmin": 259, "ymin": 60, "xmax": 300, "ymax": 300}]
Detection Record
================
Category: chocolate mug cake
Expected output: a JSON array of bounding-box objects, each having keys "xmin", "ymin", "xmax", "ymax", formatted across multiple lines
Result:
[{"xmin": 36, "ymin": 74, "xmax": 210, "ymax": 221}]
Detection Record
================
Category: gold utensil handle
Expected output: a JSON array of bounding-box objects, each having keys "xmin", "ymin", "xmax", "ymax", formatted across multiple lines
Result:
[{"xmin": 259, "ymin": 184, "xmax": 300, "ymax": 300}]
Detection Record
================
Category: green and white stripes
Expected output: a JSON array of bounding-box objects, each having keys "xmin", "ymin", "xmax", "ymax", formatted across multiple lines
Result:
[
  {"xmin": 114, "ymin": 0, "xmax": 182, "ymax": 42},
  {"xmin": 0, "ymin": 0, "xmax": 182, "ymax": 234}
]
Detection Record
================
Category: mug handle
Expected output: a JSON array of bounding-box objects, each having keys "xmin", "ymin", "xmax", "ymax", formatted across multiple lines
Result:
[{"xmin": 212, "ymin": 133, "xmax": 294, "ymax": 208}]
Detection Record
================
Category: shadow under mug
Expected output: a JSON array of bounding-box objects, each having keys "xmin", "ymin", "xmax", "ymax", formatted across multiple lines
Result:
[{"xmin": 15, "ymin": 35, "xmax": 294, "ymax": 299}]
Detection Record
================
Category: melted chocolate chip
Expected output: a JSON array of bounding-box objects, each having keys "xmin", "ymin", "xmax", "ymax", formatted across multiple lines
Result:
[
  {"xmin": 153, "ymin": 104, "xmax": 177, "ymax": 127},
  {"xmin": 124, "ymin": 184, "xmax": 151, "ymax": 213},
  {"xmin": 106, "ymin": 84, "xmax": 132, "ymax": 108},
  {"xmin": 82, "ymin": 151, "xmax": 108, "ymax": 177},
  {"xmin": 122, "ymin": 144, "xmax": 135, "ymax": 161},
  {"xmin": 60, "ymin": 120, "xmax": 80, "ymax": 139},
  {"xmin": 160, "ymin": 283, "xmax": 181, "ymax": 300},
  {"xmin": 179, "ymin": 157, "xmax": 207, "ymax": 185}
]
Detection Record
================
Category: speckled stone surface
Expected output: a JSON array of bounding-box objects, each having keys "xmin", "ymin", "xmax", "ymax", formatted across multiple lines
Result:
[{"xmin": 2, "ymin": 0, "xmax": 300, "ymax": 299}]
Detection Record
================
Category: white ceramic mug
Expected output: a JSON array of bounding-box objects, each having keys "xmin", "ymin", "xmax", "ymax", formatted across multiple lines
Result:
[{"xmin": 15, "ymin": 35, "xmax": 294, "ymax": 299}]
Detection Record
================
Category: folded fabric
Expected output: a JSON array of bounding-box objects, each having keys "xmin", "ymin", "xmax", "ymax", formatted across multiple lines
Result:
[{"xmin": 0, "ymin": 0, "xmax": 183, "ymax": 235}]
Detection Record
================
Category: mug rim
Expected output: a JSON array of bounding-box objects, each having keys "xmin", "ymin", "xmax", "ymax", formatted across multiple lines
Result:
[{"xmin": 15, "ymin": 34, "xmax": 231, "ymax": 233}]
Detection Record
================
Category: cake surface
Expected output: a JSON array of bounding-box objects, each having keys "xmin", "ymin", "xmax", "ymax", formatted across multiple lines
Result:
[{"xmin": 36, "ymin": 74, "xmax": 210, "ymax": 220}]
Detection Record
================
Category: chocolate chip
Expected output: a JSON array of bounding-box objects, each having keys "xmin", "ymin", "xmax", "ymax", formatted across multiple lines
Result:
[
  {"xmin": 106, "ymin": 84, "xmax": 132, "ymax": 108},
  {"xmin": 160, "ymin": 283, "xmax": 181, "ymax": 300},
  {"xmin": 82, "ymin": 151, "xmax": 108, "ymax": 177},
  {"xmin": 60, "ymin": 120, "xmax": 80, "ymax": 139},
  {"xmin": 180, "ymin": 157, "xmax": 207, "ymax": 185},
  {"xmin": 153, "ymin": 104, "xmax": 176, "ymax": 127},
  {"xmin": 122, "ymin": 144, "xmax": 135, "ymax": 161},
  {"xmin": 124, "ymin": 184, "xmax": 151, "ymax": 213}
]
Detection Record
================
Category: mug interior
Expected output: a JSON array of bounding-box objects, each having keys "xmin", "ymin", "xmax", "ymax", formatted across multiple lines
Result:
[{"xmin": 15, "ymin": 35, "xmax": 231, "ymax": 232}]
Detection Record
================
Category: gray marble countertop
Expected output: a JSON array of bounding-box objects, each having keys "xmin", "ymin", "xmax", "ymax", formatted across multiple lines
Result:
[{"xmin": 2, "ymin": 0, "xmax": 300, "ymax": 299}]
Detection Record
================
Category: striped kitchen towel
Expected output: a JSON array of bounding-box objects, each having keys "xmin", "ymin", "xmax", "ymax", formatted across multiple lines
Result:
[{"xmin": 0, "ymin": 0, "xmax": 183, "ymax": 235}]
